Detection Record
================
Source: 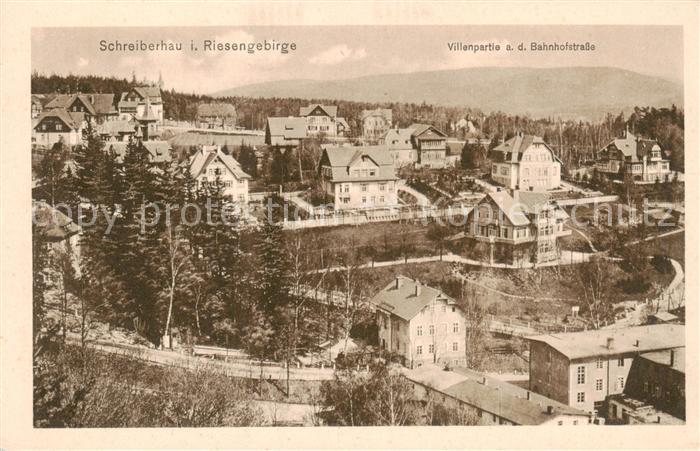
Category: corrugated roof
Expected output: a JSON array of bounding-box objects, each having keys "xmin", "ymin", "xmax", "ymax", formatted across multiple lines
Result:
[
  {"xmin": 527, "ymin": 325, "xmax": 685, "ymax": 361},
  {"xmin": 266, "ymin": 117, "xmax": 307, "ymax": 139},
  {"xmin": 370, "ymin": 276, "xmax": 456, "ymax": 321}
]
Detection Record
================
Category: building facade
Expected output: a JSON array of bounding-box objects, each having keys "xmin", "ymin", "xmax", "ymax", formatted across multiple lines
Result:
[
  {"xmin": 299, "ymin": 104, "xmax": 348, "ymax": 138},
  {"xmin": 189, "ymin": 145, "xmax": 251, "ymax": 204},
  {"xmin": 118, "ymin": 86, "xmax": 164, "ymax": 123},
  {"xmin": 408, "ymin": 123, "xmax": 448, "ymax": 169},
  {"xmin": 372, "ymin": 276, "xmax": 467, "ymax": 368},
  {"xmin": 489, "ymin": 133, "xmax": 562, "ymax": 191},
  {"xmin": 265, "ymin": 117, "xmax": 307, "ymax": 151},
  {"xmin": 460, "ymin": 190, "xmax": 569, "ymax": 265},
  {"xmin": 44, "ymin": 93, "xmax": 118, "ymax": 124},
  {"xmin": 596, "ymin": 130, "xmax": 672, "ymax": 182},
  {"xmin": 318, "ymin": 145, "xmax": 399, "ymax": 211},
  {"xmin": 527, "ymin": 325, "xmax": 685, "ymax": 417},
  {"xmin": 361, "ymin": 108, "xmax": 393, "ymax": 143},
  {"xmin": 33, "ymin": 109, "xmax": 84, "ymax": 147},
  {"xmin": 383, "ymin": 128, "xmax": 416, "ymax": 167}
]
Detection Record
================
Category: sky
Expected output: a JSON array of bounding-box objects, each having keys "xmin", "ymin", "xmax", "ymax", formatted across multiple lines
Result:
[{"xmin": 32, "ymin": 25, "xmax": 683, "ymax": 94}]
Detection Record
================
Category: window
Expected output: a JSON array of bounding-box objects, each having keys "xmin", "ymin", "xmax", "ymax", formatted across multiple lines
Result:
[
  {"xmin": 596, "ymin": 358, "xmax": 603, "ymax": 369},
  {"xmin": 416, "ymin": 345, "xmax": 422, "ymax": 355},
  {"xmin": 557, "ymin": 420, "xmax": 563, "ymax": 426},
  {"xmin": 618, "ymin": 357, "xmax": 625, "ymax": 367},
  {"xmin": 617, "ymin": 377, "xmax": 625, "ymax": 390},
  {"xmin": 596, "ymin": 379, "xmax": 603, "ymax": 391},
  {"xmin": 361, "ymin": 184, "xmax": 368, "ymax": 192},
  {"xmin": 428, "ymin": 344, "xmax": 434, "ymax": 354},
  {"xmin": 577, "ymin": 365, "xmax": 586, "ymax": 384},
  {"xmin": 452, "ymin": 342, "xmax": 458, "ymax": 352},
  {"xmin": 429, "ymin": 325, "xmax": 434, "ymax": 336},
  {"xmin": 416, "ymin": 326, "xmax": 422, "ymax": 336},
  {"xmin": 452, "ymin": 307, "xmax": 456, "ymax": 313},
  {"xmin": 453, "ymin": 322, "xmax": 459, "ymax": 333},
  {"xmin": 362, "ymin": 196, "xmax": 367, "ymax": 204},
  {"xmin": 441, "ymin": 305, "xmax": 446, "ymax": 313},
  {"xmin": 576, "ymin": 392, "xmax": 585, "ymax": 403},
  {"xmin": 380, "ymin": 183, "xmax": 386, "ymax": 191},
  {"xmin": 369, "ymin": 169, "xmax": 376, "ymax": 176},
  {"xmin": 379, "ymin": 196, "xmax": 385, "ymax": 203},
  {"xmin": 573, "ymin": 420, "xmax": 578, "ymax": 425}
]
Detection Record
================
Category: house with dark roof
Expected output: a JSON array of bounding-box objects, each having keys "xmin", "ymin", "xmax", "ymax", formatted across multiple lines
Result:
[
  {"xmin": 489, "ymin": 132, "xmax": 562, "ymax": 191},
  {"xmin": 318, "ymin": 145, "xmax": 399, "ymax": 211},
  {"xmin": 189, "ymin": 145, "xmax": 251, "ymax": 204},
  {"xmin": 45, "ymin": 93, "xmax": 118, "ymax": 124},
  {"xmin": 97, "ymin": 119, "xmax": 139, "ymax": 142},
  {"xmin": 118, "ymin": 86, "xmax": 163, "ymax": 123},
  {"xmin": 456, "ymin": 190, "xmax": 569, "ymax": 265},
  {"xmin": 371, "ymin": 276, "xmax": 467, "ymax": 368},
  {"xmin": 404, "ymin": 364, "xmax": 591, "ymax": 426},
  {"xmin": 33, "ymin": 109, "xmax": 85, "ymax": 147},
  {"xmin": 106, "ymin": 140, "xmax": 173, "ymax": 165},
  {"xmin": 527, "ymin": 324, "xmax": 685, "ymax": 417},
  {"xmin": 361, "ymin": 108, "xmax": 393, "ymax": 143},
  {"xmin": 196, "ymin": 103, "xmax": 237, "ymax": 130},
  {"xmin": 299, "ymin": 104, "xmax": 348, "ymax": 137},
  {"xmin": 596, "ymin": 129, "xmax": 672, "ymax": 182}
]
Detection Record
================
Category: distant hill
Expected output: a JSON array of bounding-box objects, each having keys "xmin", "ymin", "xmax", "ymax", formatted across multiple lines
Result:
[{"xmin": 213, "ymin": 67, "xmax": 683, "ymax": 120}]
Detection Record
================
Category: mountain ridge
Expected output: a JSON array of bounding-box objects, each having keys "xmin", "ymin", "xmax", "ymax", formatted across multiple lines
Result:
[{"xmin": 212, "ymin": 66, "xmax": 683, "ymax": 120}]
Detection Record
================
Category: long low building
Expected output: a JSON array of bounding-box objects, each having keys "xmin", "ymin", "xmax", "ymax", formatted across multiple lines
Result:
[
  {"xmin": 404, "ymin": 364, "xmax": 591, "ymax": 426},
  {"xmin": 527, "ymin": 324, "xmax": 685, "ymax": 417}
]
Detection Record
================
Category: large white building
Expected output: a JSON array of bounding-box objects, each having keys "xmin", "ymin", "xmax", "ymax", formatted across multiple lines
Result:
[
  {"xmin": 372, "ymin": 276, "xmax": 467, "ymax": 368},
  {"xmin": 318, "ymin": 145, "xmax": 398, "ymax": 211},
  {"xmin": 118, "ymin": 86, "xmax": 164, "ymax": 123},
  {"xmin": 489, "ymin": 132, "xmax": 562, "ymax": 191},
  {"xmin": 299, "ymin": 104, "xmax": 349, "ymax": 137},
  {"xmin": 189, "ymin": 145, "xmax": 251, "ymax": 204}
]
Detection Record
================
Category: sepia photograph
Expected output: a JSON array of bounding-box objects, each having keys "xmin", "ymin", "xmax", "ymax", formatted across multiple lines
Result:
[
  {"xmin": 27, "ymin": 23, "xmax": 690, "ymax": 429},
  {"xmin": 1, "ymin": 2, "xmax": 698, "ymax": 448}
]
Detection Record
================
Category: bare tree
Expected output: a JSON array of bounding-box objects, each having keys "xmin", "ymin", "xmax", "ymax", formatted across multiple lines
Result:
[
  {"xmin": 575, "ymin": 257, "xmax": 614, "ymax": 329},
  {"xmin": 162, "ymin": 225, "xmax": 192, "ymax": 348}
]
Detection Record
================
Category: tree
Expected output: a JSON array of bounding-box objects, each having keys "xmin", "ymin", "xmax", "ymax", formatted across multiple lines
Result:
[
  {"xmin": 426, "ymin": 222, "xmax": 451, "ymax": 261},
  {"xmin": 575, "ymin": 257, "xmax": 615, "ymax": 329},
  {"xmin": 37, "ymin": 140, "xmax": 69, "ymax": 206},
  {"xmin": 458, "ymin": 285, "xmax": 488, "ymax": 369},
  {"xmin": 460, "ymin": 142, "xmax": 485, "ymax": 170},
  {"xmin": 53, "ymin": 240, "xmax": 79, "ymax": 343},
  {"xmin": 160, "ymin": 224, "xmax": 193, "ymax": 348},
  {"xmin": 32, "ymin": 222, "xmax": 49, "ymax": 351}
]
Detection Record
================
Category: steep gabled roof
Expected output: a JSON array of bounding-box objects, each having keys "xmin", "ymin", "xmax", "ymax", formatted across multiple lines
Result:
[
  {"xmin": 384, "ymin": 128, "xmax": 414, "ymax": 149},
  {"xmin": 408, "ymin": 123, "xmax": 448, "ymax": 139},
  {"xmin": 370, "ymin": 275, "xmax": 457, "ymax": 321},
  {"xmin": 482, "ymin": 191, "xmax": 530, "ymax": 226},
  {"xmin": 34, "ymin": 109, "xmax": 83, "ymax": 131},
  {"xmin": 189, "ymin": 146, "xmax": 251, "ymax": 180},
  {"xmin": 491, "ymin": 134, "xmax": 561, "ymax": 164},
  {"xmin": 299, "ymin": 104, "xmax": 337, "ymax": 118}
]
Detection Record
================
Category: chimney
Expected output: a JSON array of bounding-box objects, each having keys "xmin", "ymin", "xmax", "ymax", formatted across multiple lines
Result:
[
  {"xmin": 657, "ymin": 416, "xmax": 661, "ymax": 424},
  {"xmin": 526, "ymin": 391, "xmax": 531, "ymax": 401},
  {"xmin": 670, "ymin": 350, "xmax": 675, "ymax": 367},
  {"xmin": 481, "ymin": 376, "xmax": 487, "ymax": 385},
  {"xmin": 415, "ymin": 281, "xmax": 421, "ymax": 296},
  {"xmin": 546, "ymin": 405, "xmax": 554, "ymax": 415},
  {"xmin": 395, "ymin": 276, "xmax": 402, "ymax": 289},
  {"xmin": 634, "ymin": 339, "xmax": 640, "ymax": 347},
  {"xmin": 606, "ymin": 337, "xmax": 614, "ymax": 350}
]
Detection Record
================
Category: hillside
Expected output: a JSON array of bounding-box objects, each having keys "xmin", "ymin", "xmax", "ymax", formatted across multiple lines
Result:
[{"xmin": 213, "ymin": 67, "xmax": 683, "ymax": 120}]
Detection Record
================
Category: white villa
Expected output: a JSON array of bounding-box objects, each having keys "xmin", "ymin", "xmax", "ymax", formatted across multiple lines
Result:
[
  {"xmin": 189, "ymin": 145, "xmax": 251, "ymax": 204},
  {"xmin": 489, "ymin": 132, "xmax": 562, "ymax": 191},
  {"xmin": 372, "ymin": 276, "xmax": 467, "ymax": 368},
  {"xmin": 318, "ymin": 145, "xmax": 399, "ymax": 211}
]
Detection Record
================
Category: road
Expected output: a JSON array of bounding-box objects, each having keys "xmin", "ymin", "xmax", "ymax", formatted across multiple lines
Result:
[{"xmin": 66, "ymin": 334, "xmax": 337, "ymax": 381}]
